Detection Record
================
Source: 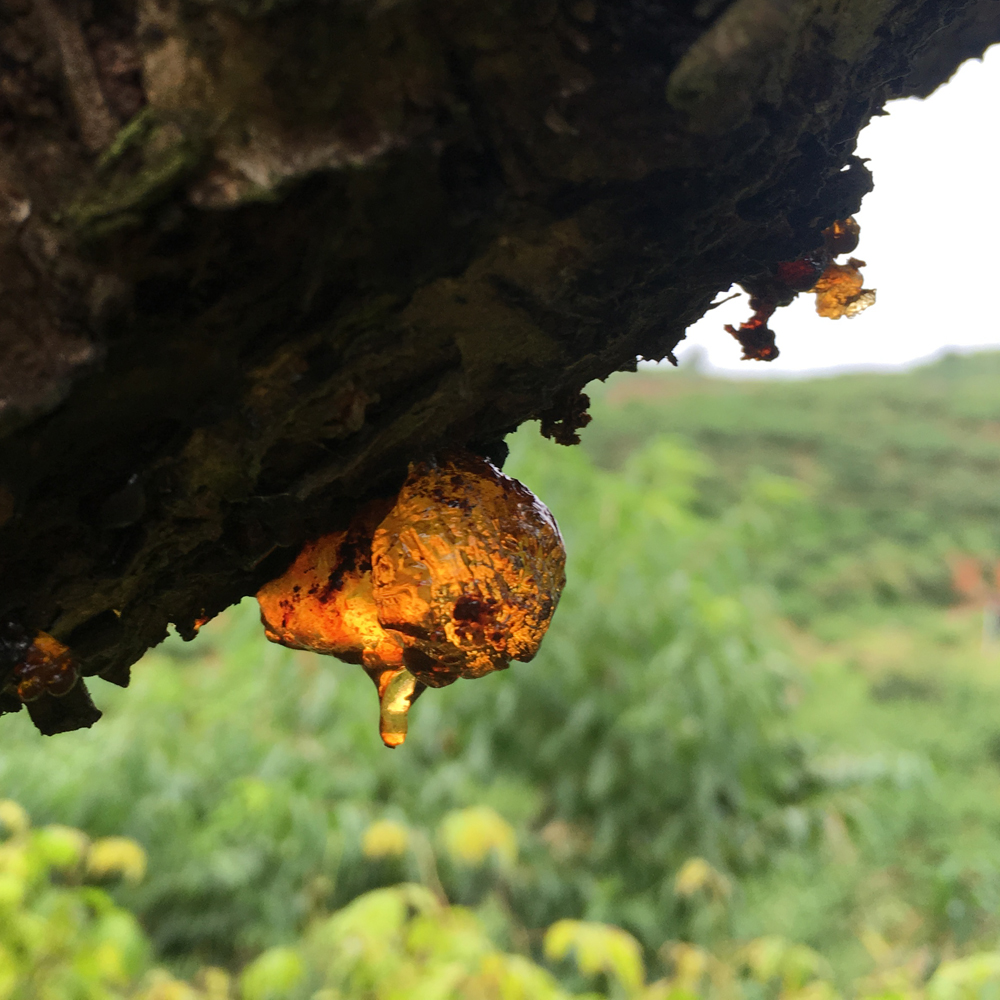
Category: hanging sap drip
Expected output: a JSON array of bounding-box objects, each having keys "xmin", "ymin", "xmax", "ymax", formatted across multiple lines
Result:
[{"xmin": 257, "ymin": 451, "xmax": 566, "ymax": 747}]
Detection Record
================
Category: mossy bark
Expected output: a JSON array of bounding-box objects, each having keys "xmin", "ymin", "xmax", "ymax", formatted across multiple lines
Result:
[{"xmin": 0, "ymin": 0, "xmax": 996, "ymax": 732}]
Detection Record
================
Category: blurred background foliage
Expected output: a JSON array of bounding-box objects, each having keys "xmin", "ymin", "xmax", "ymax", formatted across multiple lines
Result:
[
  {"xmin": 585, "ymin": 350, "xmax": 1000, "ymax": 625},
  {"xmin": 5, "ymin": 351, "xmax": 1000, "ymax": 997}
]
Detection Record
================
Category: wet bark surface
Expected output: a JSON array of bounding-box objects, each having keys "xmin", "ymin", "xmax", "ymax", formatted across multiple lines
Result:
[{"xmin": 0, "ymin": 0, "xmax": 996, "ymax": 732}]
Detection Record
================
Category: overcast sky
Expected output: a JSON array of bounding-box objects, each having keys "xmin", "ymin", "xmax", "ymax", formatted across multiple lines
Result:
[{"xmin": 673, "ymin": 44, "xmax": 1000, "ymax": 378}]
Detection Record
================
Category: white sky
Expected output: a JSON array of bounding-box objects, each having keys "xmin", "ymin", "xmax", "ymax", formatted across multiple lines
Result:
[{"xmin": 673, "ymin": 44, "xmax": 1000, "ymax": 377}]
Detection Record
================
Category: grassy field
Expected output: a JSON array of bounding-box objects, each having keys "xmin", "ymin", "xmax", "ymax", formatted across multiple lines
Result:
[{"xmin": 738, "ymin": 604, "xmax": 1000, "ymax": 979}]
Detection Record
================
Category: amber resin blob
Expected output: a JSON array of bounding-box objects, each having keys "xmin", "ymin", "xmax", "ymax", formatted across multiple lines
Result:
[
  {"xmin": 1, "ymin": 630, "xmax": 78, "ymax": 704},
  {"xmin": 257, "ymin": 451, "xmax": 566, "ymax": 747}
]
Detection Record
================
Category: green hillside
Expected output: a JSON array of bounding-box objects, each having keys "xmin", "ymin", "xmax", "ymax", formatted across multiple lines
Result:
[
  {"xmin": 585, "ymin": 351, "xmax": 1000, "ymax": 623},
  {"xmin": 4, "ymin": 351, "xmax": 1000, "ymax": 997}
]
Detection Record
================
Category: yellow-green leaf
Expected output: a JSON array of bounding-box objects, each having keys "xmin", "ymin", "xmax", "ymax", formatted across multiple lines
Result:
[{"xmin": 439, "ymin": 807, "xmax": 517, "ymax": 868}]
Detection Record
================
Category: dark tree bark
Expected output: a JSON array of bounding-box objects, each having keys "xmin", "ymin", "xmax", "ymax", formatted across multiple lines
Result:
[{"xmin": 0, "ymin": 0, "xmax": 996, "ymax": 733}]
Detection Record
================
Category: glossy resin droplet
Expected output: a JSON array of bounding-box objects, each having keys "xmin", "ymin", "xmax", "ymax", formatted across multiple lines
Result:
[
  {"xmin": 257, "ymin": 451, "xmax": 566, "ymax": 747},
  {"xmin": 371, "ymin": 451, "xmax": 566, "ymax": 688},
  {"xmin": 377, "ymin": 666, "xmax": 424, "ymax": 748}
]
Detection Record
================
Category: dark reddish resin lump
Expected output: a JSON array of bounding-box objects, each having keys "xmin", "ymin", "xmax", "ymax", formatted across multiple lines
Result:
[
  {"xmin": 3, "ymin": 631, "xmax": 78, "ymax": 704},
  {"xmin": 725, "ymin": 217, "xmax": 876, "ymax": 361}
]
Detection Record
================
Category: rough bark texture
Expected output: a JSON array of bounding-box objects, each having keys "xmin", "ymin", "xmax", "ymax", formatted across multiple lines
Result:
[{"xmin": 0, "ymin": 0, "xmax": 997, "ymax": 733}]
